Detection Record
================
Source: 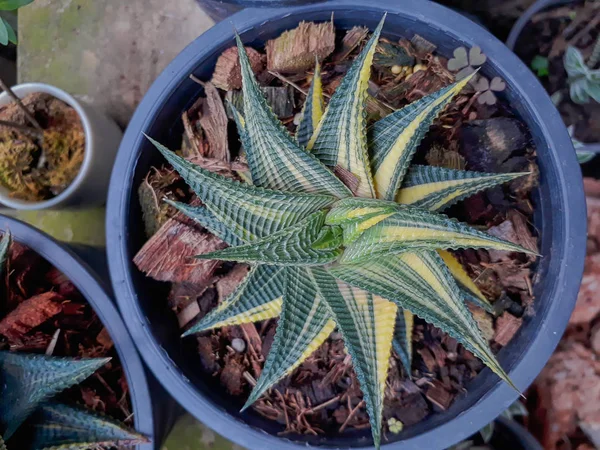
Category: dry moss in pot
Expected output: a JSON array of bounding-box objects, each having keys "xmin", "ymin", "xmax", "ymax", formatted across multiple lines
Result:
[
  {"xmin": 106, "ymin": 1, "xmax": 586, "ymax": 449},
  {"xmin": 0, "ymin": 216, "xmax": 155, "ymax": 450}
]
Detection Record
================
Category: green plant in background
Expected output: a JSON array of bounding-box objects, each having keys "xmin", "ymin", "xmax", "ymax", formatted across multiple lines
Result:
[
  {"xmin": 531, "ymin": 55, "xmax": 549, "ymax": 77},
  {"xmin": 0, "ymin": 0, "xmax": 33, "ymax": 46},
  {"xmin": 564, "ymin": 40, "xmax": 600, "ymax": 104},
  {"xmin": 0, "ymin": 233, "xmax": 149, "ymax": 449},
  {"xmin": 150, "ymin": 17, "xmax": 534, "ymax": 449}
]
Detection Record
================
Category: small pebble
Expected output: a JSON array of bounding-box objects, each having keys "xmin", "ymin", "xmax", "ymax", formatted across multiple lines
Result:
[
  {"xmin": 391, "ymin": 65, "xmax": 402, "ymax": 75},
  {"xmin": 412, "ymin": 63, "xmax": 427, "ymax": 73},
  {"xmin": 231, "ymin": 338, "xmax": 246, "ymax": 353}
]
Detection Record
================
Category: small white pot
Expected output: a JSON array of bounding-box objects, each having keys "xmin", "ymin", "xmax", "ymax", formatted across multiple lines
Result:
[{"xmin": 0, "ymin": 83, "xmax": 122, "ymax": 210}]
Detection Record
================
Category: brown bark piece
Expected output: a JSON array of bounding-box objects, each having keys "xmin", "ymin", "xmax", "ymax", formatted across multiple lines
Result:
[
  {"xmin": 493, "ymin": 312, "xmax": 523, "ymax": 346},
  {"xmin": 332, "ymin": 26, "xmax": 369, "ymax": 63},
  {"xmin": 96, "ymin": 327, "xmax": 114, "ymax": 350},
  {"xmin": 133, "ymin": 212, "xmax": 226, "ymax": 284},
  {"xmin": 570, "ymin": 254, "xmax": 600, "ymax": 325},
  {"xmin": 425, "ymin": 379, "xmax": 452, "ymax": 411},
  {"xmin": 0, "ymin": 292, "xmax": 63, "ymax": 340},
  {"xmin": 211, "ymin": 46, "xmax": 264, "ymax": 91},
  {"xmin": 221, "ymin": 355, "xmax": 245, "ymax": 395},
  {"xmin": 198, "ymin": 82, "xmax": 230, "ymax": 161},
  {"xmin": 468, "ymin": 304, "xmax": 494, "ymax": 341},
  {"xmin": 266, "ymin": 21, "xmax": 335, "ymax": 73}
]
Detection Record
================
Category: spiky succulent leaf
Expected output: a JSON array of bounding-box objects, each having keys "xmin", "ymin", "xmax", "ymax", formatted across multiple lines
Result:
[
  {"xmin": 308, "ymin": 17, "xmax": 386, "ymax": 198},
  {"xmin": 196, "ymin": 211, "xmax": 342, "ymax": 265},
  {"xmin": 149, "ymin": 137, "xmax": 336, "ymax": 242},
  {"xmin": 297, "ymin": 61, "xmax": 325, "ymax": 148},
  {"xmin": 183, "ymin": 265, "xmax": 284, "ymax": 335},
  {"xmin": 0, "ymin": 352, "xmax": 110, "ymax": 439},
  {"xmin": 438, "ymin": 250, "xmax": 494, "ymax": 313},
  {"xmin": 235, "ymin": 34, "xmax": 350, "ymax": 197},
  {"xmin": 370, "ymin": 76, "xmax": 473, "ymax": 201},
  {"xmin": 329, "ymin": 251, "xmax": 517, "ymax": 391},
  {"xmin": 0, "ymin": 231, "xmax": 10, "ymax": 276},
  {"xmin": 393, "ymin": 309, "xmax": 414, "ymax": 374},
  {"xmin": 311, "ymin": 268, "xmax": 397, "ymax": 449},
  {"xmin": 165, "ymin": 200, "xmax": 244, "ymax": 246},
  {"xmin": 397, "ymin": 165, "xmax": 528, "ymax": 211},
  {"xmin": 22, "ymin": 403, "xmax": 148, "ymax": 450},
  {"xmin": 333, "ymin": 201, "xmax": 533, "ymax": 263},
  {"xmin": 243, "ymin": 267, "xmax": 336, "ymax": 409}
]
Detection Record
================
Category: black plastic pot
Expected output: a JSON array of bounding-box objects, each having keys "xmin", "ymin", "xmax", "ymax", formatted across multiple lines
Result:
[
  {"xmin": 106, "ymin": 1, "xmax": 586, "ymax": 449},
  {"xmin": 196, "ymin": 0, "xmax": 326, "ymax": 22},
  {"xmin": 0, "ymin": 215, "xmax": 171, "ymax": 450},
  {"xmin": 490, "ymin": 417, "xmax": 543, "ymax": 450}
]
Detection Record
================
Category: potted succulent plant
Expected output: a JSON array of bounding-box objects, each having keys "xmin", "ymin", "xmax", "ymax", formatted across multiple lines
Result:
[
  {"xmin": 506, "ymin": 0, "xmax": 600, "ymax": 164},
  {"xmin": 0, "ymin": 215, "xmax": 162, "ymax": 449},
  {"xmin": 107, "ymin": 1, "xmax": 586, "ymax": 449}
]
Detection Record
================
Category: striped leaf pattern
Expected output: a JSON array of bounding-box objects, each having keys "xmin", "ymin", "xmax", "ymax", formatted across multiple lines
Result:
[
  {"xmin": 328, "ymin": 251, "xmax": 516, "ymax": 391},
  {"xmin": 393, "ymin": 310, "xmax": 414, "ymax": 374},
  {"xmin": 371, "ymin": 75, "xmax": 473, "ymax": 201},
  {"xmin": 149, "ymin": 137, "xmax": 336, "ymax": 242},
  {"xmin": 0, "ymin": 231, "xmax": 10, "ymax": 275},
  {"xmin": 311, "ymin": 267, "xmax": 397, "ymax": 449},
  {"xmin": 24, "ymin": 403, "xmax": 148, "ymax": 450},
  {"xmin": 296, "ymin": 61, "xmax": 325, "ymax": 148},
  {"xmin": 397, "ymin": 165, "xmax": 528, "ymax": 211},
  {"xmin": 243, "ymin": 267, "xmax": 336, "ymax": 410},
  {"xmin": 183, "ymin": 265, "xmax": 284, "ymax": 335},
  {"xmin": 340, "ymin": 206, "xmax": 533, "ymax": 263},
  {"xmin": 308, "ymin": 17, "xmax": 386, "ymax": 198},
  {"xmin": 235, "ymin": 35, "xmax": 350, "ymax": 197},
  {"xmin": 196, "ymin": 211, "xmax": 342, "ymax": 265},
  {"xmin": 0, "ymin": 353, "xmax": 110, "ymax": 439}
]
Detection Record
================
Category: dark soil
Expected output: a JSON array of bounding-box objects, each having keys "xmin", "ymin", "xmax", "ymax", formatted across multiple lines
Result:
[
  {"xmin": 135, "ymin": 24, "xmax": 539, "ymax": 442},
  {"xmin": 514, "ymin": 1, "xmax": 600, "ymax": 143},
  {"xmin": 0, "ymin": 236, "xmax": 133, "ymax": 430}
]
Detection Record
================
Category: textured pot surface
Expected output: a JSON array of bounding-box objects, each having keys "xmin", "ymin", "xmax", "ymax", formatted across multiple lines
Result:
[
  {"xmin": 0, "ymin": 215, "xmax": 157, "ymax": 449},
  {"xmin": 107, "ymin": 1, "xmax": 586, "ymax": 448}
]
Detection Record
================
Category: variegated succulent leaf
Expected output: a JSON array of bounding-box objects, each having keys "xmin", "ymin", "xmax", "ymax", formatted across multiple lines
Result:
[
  {"xmin": 311, "ymin": 267, "xmax": 397, "ymax": 449},
  {"xmin": 308, "ymin": 16, "xmax": 386, "ymax": 198},
  {"xmin": 148, "ymin": 136, "xmax": 337, "ymax": 242},
  {"xmin": 149, "ymin": 17, "xmax": 537, "ymax": 449},
  {"xmin": 242, "ymin": 267, "xmax": 336, "ymax": 410},
  {"xmin": 19, "ymin": 402, "xmax": 148, "ymax": 450},
  {"xmin": 195, "ymin": 211, "xmax": 342, "ymax": 265},
  {"xmin": 297, "ymin": 60, "xmax": 325, "ymax": 148},
  {"xmin": 235, "ymin": 34, "xmax": 351, "ymax": 197},
  {"xmin": 370, "ymin": 75, "xmax": 474, "ymax": 201},
  {"xmin": 0, "ymin": 231, "xmax": 10, "ymax": 276},
  {"xmin": 328, "ymin": 250, "xmax": 517, "ymax": 392},
  {"xmin": 0, "ymin": 352, "xmax": 110, "ymax": 439},
  {"xmin": 183, "ymin": 265, "xmax": 284, "ymax": 336},
  {"xmin": 397, "ymin": 165, "xmax": 529, "ymax": 211}
]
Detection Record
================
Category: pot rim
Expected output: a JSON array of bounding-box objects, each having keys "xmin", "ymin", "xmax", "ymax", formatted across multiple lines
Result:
[
  {"xmin": 106, "ymin": 1, "xmax": 586, "ymax": 449},
  {"xmin": 0, "ymin": 215, "xmax": 154, "ymax": 450},
  {"xmin": 0, "ymin": 83, "xmax": 93, "ymax": 210}
]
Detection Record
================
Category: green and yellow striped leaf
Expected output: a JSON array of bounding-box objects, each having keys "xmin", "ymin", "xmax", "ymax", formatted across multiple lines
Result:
[
  {"xmin": 438, "ymin": 250, "xmax": 494, "ymax": 314},
  {"xmin": 242, "ymin": 267, "xmax": 336, "ymax": 409},
  {"xmin": 397, "ymin": 165, "xmax": 528, "ymax": 211},
  {"xmin": 328, "ymin": 251, "xmax": 517, "ymax": 392},
  {"xmin": 297, "ymin": 61, "xmax": 325, "ymax": 148},
  {"xmin": 311, "ymin": 267, "xmax": 396, "ymax": 449},
  {"xmin": 0, "ymin": 353, "xmax": 110, "ymax": 439},
  {"xmin": 149, "ymin": 136, "xmax": 336, "ymax": 242},
  {"xmin": 165, "ymin": 200, "xmax": 244, "ymax": 246},
  {"xmin": 183, "ymin": 265, "xmax": 284, "ymax": 336},
  {"xmin": 235, "ymin": 35, "xmax": 350, "ymax": 197},
  {"xmin": 393, "ymin": 309, "xmax": 414, "ymax": 374},
  {"xmin": 196, "ymin": 211, "xmax": 342, "ymax": 265},
  {"xmin": 23, "ymin": 403, "xmax": 148, "ymax": 450},
  {"xmin": 308, "ymin": 17, "xmax": 386, "ymax": 198},
  {"xmin": 339, "ymin": 204, "xmax": 534, "ymax": 263},
  {"xmin": 0, "ymin": 231, "xmax": 10, "ymax": 275},
  {"xmin": 371, "ymin": 75, "xmax": 473, "ymax": 201}
]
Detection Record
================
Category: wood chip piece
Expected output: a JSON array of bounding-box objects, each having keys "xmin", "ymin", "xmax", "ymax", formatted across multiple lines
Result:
[
  {"xmin": 266, "ymin": 21, "xmax": 335, "ymax": 73},
  {"xmin": 96, "ymin": 327, "xmax": 114, "ymax": 350},
  {"xmin": 0, "ymin": 292, "xmax": 63, "ymax": 340},
  {"xmin": 333, "ymin": 26, "xmax": 369, "ymax": 63},
  {"xmin": 425, "ymin": 379, "xmax": 452, "ymax": 411},
  {"xmin": 493, "ymin": 312, "xmax": 523, "ymax": 346},
  {"xmin": 211, "ymin": 46, "xmax": 264, "ymax": 91}
]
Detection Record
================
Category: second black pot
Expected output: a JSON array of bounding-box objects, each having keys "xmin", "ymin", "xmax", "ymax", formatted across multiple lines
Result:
[{"xmin": 107, "ymin": 1, "xmax": 586, "ymax": 449}]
